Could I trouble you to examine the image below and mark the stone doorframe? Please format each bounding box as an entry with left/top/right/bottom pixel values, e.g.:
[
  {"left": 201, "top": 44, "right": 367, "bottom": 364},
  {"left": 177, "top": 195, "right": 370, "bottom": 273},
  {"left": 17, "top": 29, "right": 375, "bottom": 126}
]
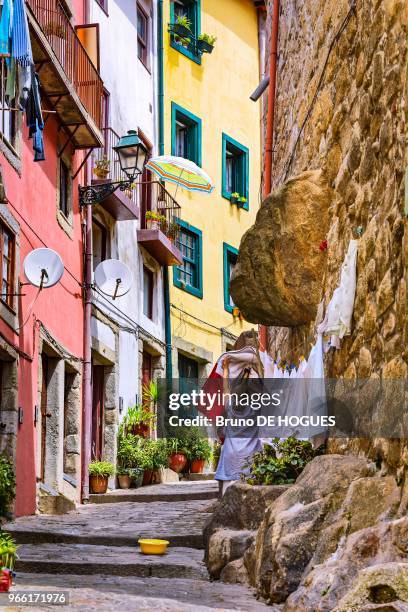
[
  {"left": 0, "top": 339, "right": 19, "bottom": 464},
  {"left": 36, "top": 330, "right": 82, "bottom": 504}
]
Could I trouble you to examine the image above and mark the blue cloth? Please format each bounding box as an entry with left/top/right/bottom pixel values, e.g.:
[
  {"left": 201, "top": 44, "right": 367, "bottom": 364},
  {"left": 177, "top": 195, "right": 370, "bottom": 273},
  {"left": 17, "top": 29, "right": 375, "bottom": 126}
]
[
  {"left": 0, "top": 0, "right": 11, "bottom": 55},
  {"left": 26, "top": 66, "right": 45, "bottom": 162},
  {"left": 11, "top": 0, "right": 33, "bottom": 66}
]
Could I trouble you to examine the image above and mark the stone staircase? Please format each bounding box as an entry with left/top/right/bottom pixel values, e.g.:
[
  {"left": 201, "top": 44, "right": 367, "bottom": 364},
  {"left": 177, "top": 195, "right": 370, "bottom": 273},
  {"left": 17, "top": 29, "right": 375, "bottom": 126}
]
[{"left": 4, "top": 481, "right": 272, "bottom": 610}]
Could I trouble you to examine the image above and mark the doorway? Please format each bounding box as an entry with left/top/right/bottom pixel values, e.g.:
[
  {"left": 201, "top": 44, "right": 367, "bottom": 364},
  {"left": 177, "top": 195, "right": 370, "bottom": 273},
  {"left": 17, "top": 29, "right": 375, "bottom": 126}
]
[
  {"left": 92, "top": 365, "right": 105, "bottom": 461},
  {"left": 40, "top": 354, "right": 49, "bottom": 482}
]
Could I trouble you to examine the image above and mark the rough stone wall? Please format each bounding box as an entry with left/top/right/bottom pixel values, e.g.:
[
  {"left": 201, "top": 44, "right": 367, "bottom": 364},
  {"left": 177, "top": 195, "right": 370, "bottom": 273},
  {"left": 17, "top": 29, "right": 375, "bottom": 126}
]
[
  {"left": 264, "top": 0, "right": 407, "bottom": 378},
  {"left": 232, "top": 0, "right": 408, "bottom": 465}
]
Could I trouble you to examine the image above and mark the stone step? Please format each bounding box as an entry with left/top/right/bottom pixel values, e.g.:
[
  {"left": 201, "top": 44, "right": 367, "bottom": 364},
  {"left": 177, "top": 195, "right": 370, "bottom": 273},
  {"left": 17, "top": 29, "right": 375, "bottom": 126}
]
[
  {"left": 89, "top": 480, "right": 218, "bottom": 504},
  {"left": 14, "top": 572, "right": 275, "bottom": 610},
  {"left": 182, "top": 473, "right": 216, "bottom": 481},
  {"left": 5, "top": 498, "right": 216, "bottom": 550},
  {"left": 15, "top": 543, "right": 209, "bottom": 581}
]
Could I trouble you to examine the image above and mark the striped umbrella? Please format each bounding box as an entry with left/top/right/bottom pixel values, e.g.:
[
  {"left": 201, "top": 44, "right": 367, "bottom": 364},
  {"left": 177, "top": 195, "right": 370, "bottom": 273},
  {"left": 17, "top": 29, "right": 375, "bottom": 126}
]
[
  {"left": 11, "top": 0, "right": 33, "bottom": 67},
  {"left": 145, "top": 156, "right": 214, "bottom": 194}
]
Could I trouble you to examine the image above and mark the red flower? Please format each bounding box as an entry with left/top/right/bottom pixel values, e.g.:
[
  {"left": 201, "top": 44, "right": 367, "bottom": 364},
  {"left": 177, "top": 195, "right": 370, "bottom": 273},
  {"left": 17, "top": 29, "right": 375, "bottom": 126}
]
[{"left": 319, "top": 240, "right": 328, "bottom": 252}]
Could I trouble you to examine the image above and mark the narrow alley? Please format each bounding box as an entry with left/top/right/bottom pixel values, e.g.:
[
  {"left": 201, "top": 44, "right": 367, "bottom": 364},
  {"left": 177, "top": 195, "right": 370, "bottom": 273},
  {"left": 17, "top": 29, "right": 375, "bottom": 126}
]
[{"left": 4, "top": 481, "right": 273, "bottom": 611}]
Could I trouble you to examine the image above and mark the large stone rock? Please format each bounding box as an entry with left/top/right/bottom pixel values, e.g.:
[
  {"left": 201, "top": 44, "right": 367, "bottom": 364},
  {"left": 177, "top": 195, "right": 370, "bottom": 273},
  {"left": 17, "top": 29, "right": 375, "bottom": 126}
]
[
  {"left": 230, "top": 170, "right": 331, "bottom": 326},
  {"left": 244, "top": 455, "right": 375, "bottom": 603},
  {"left": 284, "top": 518, "right": 407, "bottom": 611},
  {"left": 207, "top": 529, "right": 255, "bottom": 579}
]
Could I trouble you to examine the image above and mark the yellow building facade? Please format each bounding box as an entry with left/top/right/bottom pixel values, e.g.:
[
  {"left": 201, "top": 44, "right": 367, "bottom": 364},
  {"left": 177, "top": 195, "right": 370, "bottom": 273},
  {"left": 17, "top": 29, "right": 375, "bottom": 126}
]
[{"left": 162, "top": 0, "right": 263, "bottom": 378}]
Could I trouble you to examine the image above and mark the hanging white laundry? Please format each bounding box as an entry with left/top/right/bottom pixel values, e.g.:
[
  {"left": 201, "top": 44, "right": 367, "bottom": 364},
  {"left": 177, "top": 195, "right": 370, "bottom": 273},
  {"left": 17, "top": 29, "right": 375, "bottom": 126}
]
[{"left": 318, "top": 239, "right": 358, "bottom": 350}]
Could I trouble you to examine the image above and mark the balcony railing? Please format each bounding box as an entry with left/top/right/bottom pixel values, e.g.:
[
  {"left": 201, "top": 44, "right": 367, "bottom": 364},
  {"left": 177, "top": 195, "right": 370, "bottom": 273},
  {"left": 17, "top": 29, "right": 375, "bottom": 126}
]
[
  {"left": 91, "top": 127, "right": 138, "bottom": 205},
  {"left": 27, "top": 0, "right": 102, "bottom": 129},
  {"left": 139, "top": 181, "right": 181, "bottom": 243}
]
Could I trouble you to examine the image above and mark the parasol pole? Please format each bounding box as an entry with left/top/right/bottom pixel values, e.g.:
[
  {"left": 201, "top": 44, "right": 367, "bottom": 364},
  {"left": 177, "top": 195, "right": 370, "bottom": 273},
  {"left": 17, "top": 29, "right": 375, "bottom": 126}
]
[{"left": 174, "top": 167, "right": 185, "bottom": 199}]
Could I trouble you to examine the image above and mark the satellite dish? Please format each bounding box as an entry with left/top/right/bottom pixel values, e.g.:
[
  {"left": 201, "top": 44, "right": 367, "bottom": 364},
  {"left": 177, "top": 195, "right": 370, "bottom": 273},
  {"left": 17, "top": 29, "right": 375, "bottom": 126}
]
[
  {"left": 24, "top": 248, "right": 64, "bottom": 289},
  {"left": 94, "top": 259, "right": 132, "bottom": 300}
]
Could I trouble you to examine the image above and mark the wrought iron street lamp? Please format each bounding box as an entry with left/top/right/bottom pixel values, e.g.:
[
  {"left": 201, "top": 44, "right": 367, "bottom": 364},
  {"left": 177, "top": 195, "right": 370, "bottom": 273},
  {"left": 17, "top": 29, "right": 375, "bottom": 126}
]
[{"left": 79, "top": 130, "right": 148, "bottom": 206}]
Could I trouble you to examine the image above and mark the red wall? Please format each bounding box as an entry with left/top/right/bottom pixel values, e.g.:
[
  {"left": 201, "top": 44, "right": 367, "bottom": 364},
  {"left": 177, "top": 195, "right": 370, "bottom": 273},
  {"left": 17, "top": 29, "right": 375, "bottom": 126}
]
[{"left": 1, "top": 112, "right": 85, "bottom": 516}]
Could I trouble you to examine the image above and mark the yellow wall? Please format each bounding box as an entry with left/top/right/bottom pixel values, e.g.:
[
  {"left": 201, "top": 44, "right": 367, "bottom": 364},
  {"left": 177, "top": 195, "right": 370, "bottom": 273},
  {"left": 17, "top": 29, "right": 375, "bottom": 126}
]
[{"left": 164, "top": 0, "right": 262, "bottom": 370}]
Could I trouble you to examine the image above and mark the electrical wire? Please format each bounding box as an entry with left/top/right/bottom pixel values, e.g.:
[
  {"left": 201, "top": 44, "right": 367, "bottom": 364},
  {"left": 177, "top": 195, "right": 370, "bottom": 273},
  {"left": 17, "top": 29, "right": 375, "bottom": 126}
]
[
  {"left": 5, "top": 198, "right": 83, "bottom": 288},
  {"left": 170, "top": 303, "right": 238, "bottom": 341},
  {"left": 14, "top": 288, "right": 41, "bottom": 331}
]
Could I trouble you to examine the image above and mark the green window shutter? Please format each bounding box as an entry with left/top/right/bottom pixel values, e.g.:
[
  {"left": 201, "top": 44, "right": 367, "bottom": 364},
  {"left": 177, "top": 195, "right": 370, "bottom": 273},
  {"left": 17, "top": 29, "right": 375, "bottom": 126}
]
[
  {"left": 173, "top": 219, "right": 203, "bottom": 299},
  {"left": 223, "top": 242, "right": 238, "bottom": 313},
  {"left": 221, "top": 133, "right": 249, "bottom": 210},
  {"left": 171, "top": 102, "right": 202, "bottom": 167}
]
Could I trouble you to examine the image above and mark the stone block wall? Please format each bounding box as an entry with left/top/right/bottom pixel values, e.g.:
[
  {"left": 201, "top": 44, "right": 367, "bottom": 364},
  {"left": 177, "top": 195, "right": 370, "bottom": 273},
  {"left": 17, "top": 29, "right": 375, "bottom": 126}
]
[{"left": 264, "top": 0, "right": 407, "bottom": 378}]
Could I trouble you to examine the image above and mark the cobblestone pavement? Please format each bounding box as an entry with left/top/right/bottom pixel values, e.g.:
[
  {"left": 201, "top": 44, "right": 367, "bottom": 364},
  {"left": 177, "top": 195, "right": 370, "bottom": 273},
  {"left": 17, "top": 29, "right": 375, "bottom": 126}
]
[{"left": 4, "top": 482, "right": 272, "bottom": 611}]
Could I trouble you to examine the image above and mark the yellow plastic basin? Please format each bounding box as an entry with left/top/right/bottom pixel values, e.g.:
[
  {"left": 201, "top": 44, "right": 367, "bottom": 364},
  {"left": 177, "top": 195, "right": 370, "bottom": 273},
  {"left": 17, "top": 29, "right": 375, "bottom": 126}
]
[{"left": 138, "top": 539, "right": 169, "bottom": 555}]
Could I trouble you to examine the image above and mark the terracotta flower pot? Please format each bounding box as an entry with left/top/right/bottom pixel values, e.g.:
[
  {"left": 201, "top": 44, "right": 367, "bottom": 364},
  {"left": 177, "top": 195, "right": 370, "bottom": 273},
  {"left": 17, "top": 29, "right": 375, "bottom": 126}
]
[
  {"left": 89, "top": 474, "right": 108, "bottom": 494},
  {"left": 118, "top": 474, "right": 131, "bottom": 489},
  {"left": 0, "top": 569, "right": 12, "bottom": 592},
  {"left": 190, "top": 459, "right": 205, "bottom": 474},
  {"left": 131, "top": 423, "right": 149, "bottom": 438},
  {"left": 142, "top": 469, "right": 153, "bottom": 486},
  {"left": 169, "top": 452, "right": 187, "bottom": 473}
]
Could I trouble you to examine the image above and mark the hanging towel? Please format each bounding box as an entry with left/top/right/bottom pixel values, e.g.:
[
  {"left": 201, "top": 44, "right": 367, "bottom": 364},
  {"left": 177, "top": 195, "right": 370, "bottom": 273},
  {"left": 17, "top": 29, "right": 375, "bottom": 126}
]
[
  {"left": 11, "top": 0, "right": 33, "bottom": 67},
  {"left": 0, "top": 0, "right": 10, "bottom": 55},
  {"left": 26, "top": 67, "right": 45, "bottom": 161},
  {"left": 317, "top": 239, "right": 358, "bottom": 349}
]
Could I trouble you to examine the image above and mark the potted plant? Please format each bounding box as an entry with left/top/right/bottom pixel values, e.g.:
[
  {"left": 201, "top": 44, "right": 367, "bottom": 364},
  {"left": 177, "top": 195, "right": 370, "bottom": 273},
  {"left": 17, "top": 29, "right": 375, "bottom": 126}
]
[
  {"left": 237, "top": 196, "right": 247, "bottom": 208},
  {"left": 116, "top": 467, "right": 132, "bottom": 489},
  {"left": 146, "top": 210, "right": 166, "bottom": 231},
  {"left": 167, "top": 438, "right": 188, "bottom": 473},
  {"left": 230, "top": 192, "right": 240, "bottom": 205},
  {"left": 128, "top": 467, "right": 144, "bottom": 488},
  {"left": 44, "top": 22, "right": 66, "bottom": 39},
  {"left": 172, "top": 14, "right": 192, "bottom": 39},
  {"left": 88, "top": 461, "right": 115, "bottom": 494},
  {"left": 150, "top": 439, "right": 169, "bottom": 483},
  {"left": 93, "top": 157, "right": 110, "bottom": 179},
  {"left": 197, "top": 33, "right": 216, "bottom": 54},
  {"left": 0, "top": 532, "right": 18, "bottom": 571},
  {"left": 188, "top": 436, "right": 212, "bottom": 473},
  {"left": 0, "top": 454, "right": 16, "bottom": 519},
  {"left": 123, "top": 404, "right": 156, "bottom": 438}
]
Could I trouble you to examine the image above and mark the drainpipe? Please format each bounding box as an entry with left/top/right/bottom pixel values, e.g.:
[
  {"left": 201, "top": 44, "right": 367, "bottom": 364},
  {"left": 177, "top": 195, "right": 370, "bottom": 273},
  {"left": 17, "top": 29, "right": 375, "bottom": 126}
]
[
  {"left": 260, "top": 0, "right": 280, "bottom": 353},
  {"left": 157, "top": 0, "right": 172, "bottom": 381},
  {"left": 81, "top": 201, "right": 93, "bottom": 502}
]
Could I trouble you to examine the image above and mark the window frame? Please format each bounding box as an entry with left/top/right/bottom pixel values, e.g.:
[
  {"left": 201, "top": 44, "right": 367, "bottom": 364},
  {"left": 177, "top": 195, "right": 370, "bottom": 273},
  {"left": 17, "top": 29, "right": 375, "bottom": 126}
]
[
  {"left": 59, "top": 158, "right": 71, "bottom": 219},
  {"left": 222, "top": 133, "right": 249, "bottom": 210},
  {"left": 95, "top": 0, "right": 108, "bottom": 16},
  {"left": 223, "top": 243, "right": 238, "bottom": 313},
  {"left": 137, "top": 2, "right": 150, "bottom": 71},
  {"left": 143, "top": 265, "right": 154, "bottom": 320},
  {"left": 173, "top": 219, "right": 203, "bottom": 299},
  {"left": 92, "top": 216, "right": 108, "bottom": 271},
  {"left": 171, "top": 102, "right": 202, "bottom": 167},
  {"left": 0, "top": 221, "right": 16, "bottom": 312},
  {"left": 170, "top": 0, "right": 201, "bottom": 65}
]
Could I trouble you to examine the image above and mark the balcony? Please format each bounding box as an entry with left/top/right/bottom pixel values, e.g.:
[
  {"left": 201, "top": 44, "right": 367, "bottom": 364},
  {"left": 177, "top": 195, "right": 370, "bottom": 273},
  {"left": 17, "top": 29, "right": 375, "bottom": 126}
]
[
  {"left": 26, "top": 0, "right": 103, "bottom": 148},
  {"left": 137, "top": 182, "right": 183, "bottom": 266},
  {"left": 90, "top": 128, "right": 139, "bottom": 221}
]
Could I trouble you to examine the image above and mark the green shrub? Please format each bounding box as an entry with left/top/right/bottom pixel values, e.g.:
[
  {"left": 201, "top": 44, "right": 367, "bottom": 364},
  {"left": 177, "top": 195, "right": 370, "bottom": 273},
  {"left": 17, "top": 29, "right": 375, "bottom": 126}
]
[
  {"left": 0, "top": 455, "right": 15, "bottom": 517},
  {"left": 242, "top": 437, "right": 323, "bottom": 486},
  {"left": 188, "top": 436, "right": 212, "bottom": 461},
  {"left": 0, "top": 531, "right": 18, "bottom": 569},
  {"left": 88, "top": 461, "right": 115, "bottom": 478}
]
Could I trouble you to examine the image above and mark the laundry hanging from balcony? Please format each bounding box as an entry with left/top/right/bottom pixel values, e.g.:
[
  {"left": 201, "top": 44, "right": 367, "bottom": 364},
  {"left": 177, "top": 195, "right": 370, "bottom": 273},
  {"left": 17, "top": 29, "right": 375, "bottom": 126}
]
[{"left": 0, "top": 0, "right": 45, "bottom": 161}]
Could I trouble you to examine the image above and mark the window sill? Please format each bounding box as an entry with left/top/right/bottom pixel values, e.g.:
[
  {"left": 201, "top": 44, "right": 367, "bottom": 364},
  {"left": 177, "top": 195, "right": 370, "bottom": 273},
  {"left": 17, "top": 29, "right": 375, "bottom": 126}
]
[
  {"left": 222, "top": 190, "right": 249, "bottom": 211},
  {"left": 0, "top": 300, "right": 18, "bottom": 332},
  {"left": 173, "top": 277, "right": 203, "bottom": 299},
  {"left": 0, "top": 139, "right": 21, "bottom": 176},
  {"left": 170, "top": 39, "right": 202, "bottom": 65},
  {"left": 56, "top": 208, "right": 74, "bottom": 239}
]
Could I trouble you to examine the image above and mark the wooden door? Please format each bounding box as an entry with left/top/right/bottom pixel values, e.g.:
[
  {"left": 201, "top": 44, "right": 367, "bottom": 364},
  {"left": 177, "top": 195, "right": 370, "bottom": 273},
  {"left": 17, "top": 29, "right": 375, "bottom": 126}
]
[
  {"left": 92, "top": 365, "right": 105, "bottom": 461},
  {"left": 40, "top": 355, "right": 49, "bottom": 482}
]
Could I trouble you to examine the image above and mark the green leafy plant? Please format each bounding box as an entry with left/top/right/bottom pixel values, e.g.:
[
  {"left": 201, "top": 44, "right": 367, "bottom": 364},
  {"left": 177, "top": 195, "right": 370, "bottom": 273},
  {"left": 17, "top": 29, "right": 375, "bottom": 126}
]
[
  {"left": 175, "top": 15, "right": 192, "bottom": 30},
  {"left": 231, "top": 192, "right": 240, "bottom": 199},
  {"left": 198, "top": 33, "right": 217, "bottom": 45},
  {"left": 211, "top": 441, "right": 222, "bottom": 470},
  {"left": 145, "top": 211, "right": 167, "bottom": 224},
  {"left": 88, "top": 461, "right": 115, "bottom": 478},
  {"left": 142, "top": 381, "right": 159, "bottom": 407},
  {"left": 188, "top": 436, "right": 212, "bottom": 461},
  {"left": 242, "top": 437, "right": 322, "bottom": 486},
  {"left": 140, "top": 439, "right": 168, "bottom": 470},
  {"left": 166, "top": 437, "right": 188, "bottom": 456},
  {"left": 117, "top": 430, "right": 144, "bottom": 469},
  {"left": 0, "top": 455, "right": 15, "bottom": 518},
  {"left": 123, "top": 405, "right": 156, "bottom": 432},
  {"left": 0, "top": 532, "right": 19, "bottom": 570}
]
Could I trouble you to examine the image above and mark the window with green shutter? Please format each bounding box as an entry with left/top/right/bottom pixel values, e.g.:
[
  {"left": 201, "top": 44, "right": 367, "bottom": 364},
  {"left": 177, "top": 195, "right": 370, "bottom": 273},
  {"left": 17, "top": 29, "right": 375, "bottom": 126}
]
[{"left": 173, "top": 220, "right": 203, "bottom": 298}]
